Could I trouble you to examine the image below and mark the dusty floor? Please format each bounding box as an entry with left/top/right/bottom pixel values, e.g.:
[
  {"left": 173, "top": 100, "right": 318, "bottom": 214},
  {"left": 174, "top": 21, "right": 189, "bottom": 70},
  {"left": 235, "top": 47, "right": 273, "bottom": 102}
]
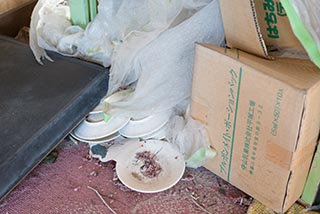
[{"left": 0, "top": 140, "right": 251, "bottom": 214}]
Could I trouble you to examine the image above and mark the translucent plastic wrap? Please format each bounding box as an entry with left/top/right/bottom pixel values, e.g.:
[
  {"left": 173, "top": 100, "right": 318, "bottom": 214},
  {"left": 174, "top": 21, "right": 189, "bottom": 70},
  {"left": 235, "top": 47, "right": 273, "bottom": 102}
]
[
  {"left": 166, "top": 111, "right": 217, "bottom": 168},
  {"left": 106, "top": 0, "right": 225, "bottom": 119},
  {"left": 30, "top": 0, "right": 215, "bottom": 67},
  {"left": 281, "top": 0, "right": 320, "bottom": 68},
  {"left": 30, "top": 0, "right": 113, "bottom": 66}
]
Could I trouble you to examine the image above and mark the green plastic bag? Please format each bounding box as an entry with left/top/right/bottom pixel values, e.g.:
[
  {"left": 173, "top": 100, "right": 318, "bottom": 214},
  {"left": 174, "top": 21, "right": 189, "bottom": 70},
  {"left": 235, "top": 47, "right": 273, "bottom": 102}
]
[{"left": 281, "top": 0, "right": 320, "bottom": 68}]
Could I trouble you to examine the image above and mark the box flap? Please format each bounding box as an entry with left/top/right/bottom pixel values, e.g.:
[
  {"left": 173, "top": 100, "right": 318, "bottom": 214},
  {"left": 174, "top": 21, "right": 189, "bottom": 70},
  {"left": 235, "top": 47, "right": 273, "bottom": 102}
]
[
  {"left": 254, "top": 0, "right": 305, "bottom": 53},
  {"left": 219, "top": 0, "right": 306, "bottom": 59},
  {"left": 200, "top": 44, "right": 320, "bottom": 91},
  {"left": 219, "top": 0, "right": 269, "bottom": 58}
]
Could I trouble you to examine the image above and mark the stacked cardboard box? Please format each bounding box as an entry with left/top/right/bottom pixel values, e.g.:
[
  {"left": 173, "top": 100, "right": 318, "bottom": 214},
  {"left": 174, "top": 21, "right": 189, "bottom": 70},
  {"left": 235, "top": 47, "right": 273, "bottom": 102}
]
[{"left": 190, "top": 0, "right": 320, "bottom": 212}]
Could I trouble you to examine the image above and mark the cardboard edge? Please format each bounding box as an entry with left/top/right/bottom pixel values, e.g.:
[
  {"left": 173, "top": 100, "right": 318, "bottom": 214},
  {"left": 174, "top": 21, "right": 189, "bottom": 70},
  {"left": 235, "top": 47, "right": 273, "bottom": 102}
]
[
  {"left": 248, "top": 0, "right": 270, "bottom": 58},
  {"left": 281, "top": 93, "right": 306, "bottom": 212},
  {"left": 294, "top": 97, "right": 307, "bottom": 152},
  {"left": 283, "top": 80, "right": 320, "bottom": 211},
  {"left": 219, "top": 0, "right": 272, "bottom": 59}
]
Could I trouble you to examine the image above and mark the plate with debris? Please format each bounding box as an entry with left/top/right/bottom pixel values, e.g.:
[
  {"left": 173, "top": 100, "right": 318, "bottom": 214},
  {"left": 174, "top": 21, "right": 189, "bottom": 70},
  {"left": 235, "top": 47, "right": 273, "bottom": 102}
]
[{"left": 116, "top": 140, "right": 185, "bottom": 193}]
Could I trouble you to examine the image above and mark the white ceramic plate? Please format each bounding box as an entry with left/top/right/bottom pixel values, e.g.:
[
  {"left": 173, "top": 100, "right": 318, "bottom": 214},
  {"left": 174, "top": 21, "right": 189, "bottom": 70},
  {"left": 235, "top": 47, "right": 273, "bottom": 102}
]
[
  {"left": 73, "top": 115, "right": 130, "bottom": 140},
  {"left": 119, "top": 111, "right": 171, "bottom": 138},
  {"left": 116, "top": 140, "right": 185, "bottom": 193},
  {"left": 141, "top": 122, "right": 168, "bottom": 140},
  {"left": 70, "top": 131, "right": 121, "bottom": 144}
]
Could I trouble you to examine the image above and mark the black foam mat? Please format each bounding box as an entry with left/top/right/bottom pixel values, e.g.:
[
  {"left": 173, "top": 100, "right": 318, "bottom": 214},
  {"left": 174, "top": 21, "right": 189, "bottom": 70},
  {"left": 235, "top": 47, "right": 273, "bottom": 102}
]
[{"left": 0, "top": 36, "right": 109, "bottom": 200}]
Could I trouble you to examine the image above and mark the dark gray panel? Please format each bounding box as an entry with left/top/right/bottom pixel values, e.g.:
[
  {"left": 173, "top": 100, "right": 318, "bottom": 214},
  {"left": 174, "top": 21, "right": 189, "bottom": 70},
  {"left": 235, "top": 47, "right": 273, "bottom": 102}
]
[{"left": 0, "top": 36, "right": 109, "bottom": 200}]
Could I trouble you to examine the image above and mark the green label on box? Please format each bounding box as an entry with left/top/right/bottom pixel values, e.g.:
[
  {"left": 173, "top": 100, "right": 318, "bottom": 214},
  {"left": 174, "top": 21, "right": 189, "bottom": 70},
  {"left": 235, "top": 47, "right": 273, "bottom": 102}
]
[
  {"left": 219, "top": 67, "right": 243, "bottom": 182},
  {"left": 240, "top": 100, "right": 263, "bottom": 175},
  {"left": 263, "top": 0, "right": 287, "bottom": 39}
]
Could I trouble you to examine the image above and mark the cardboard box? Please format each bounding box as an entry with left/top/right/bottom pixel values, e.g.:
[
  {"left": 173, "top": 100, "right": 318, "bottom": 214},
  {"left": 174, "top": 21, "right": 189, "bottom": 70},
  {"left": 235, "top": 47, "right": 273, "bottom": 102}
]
[
  {"left": 219, "top": 0, "right": 306, "bottom": 59},
  {"left": 190, "top": 43, "right": 320, "bottom": 212}
]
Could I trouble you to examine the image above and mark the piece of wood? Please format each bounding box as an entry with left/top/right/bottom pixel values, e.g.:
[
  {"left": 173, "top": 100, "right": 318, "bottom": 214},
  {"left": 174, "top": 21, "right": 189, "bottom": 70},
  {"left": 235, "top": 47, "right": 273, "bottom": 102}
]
[{"left": 0, "top": 0, "right": 37, "bottom": 37}]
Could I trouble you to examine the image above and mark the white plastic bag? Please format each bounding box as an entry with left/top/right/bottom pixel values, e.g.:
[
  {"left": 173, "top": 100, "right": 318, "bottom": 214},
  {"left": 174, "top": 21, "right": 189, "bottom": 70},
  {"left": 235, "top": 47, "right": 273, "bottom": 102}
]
[
  {"left": 30, "top": 0, "right": 212, "bottom": 67},
  {"left": 105, "top": 1, "right": 224, "bottom": 168},
  {"left": 165, "top": 107, "right": 216, "bottom": 168},
  {"left": 30, "top": 0, "right": 114, "bottom": 66},
  {"left": 107, "top": 0, "right": 225, "bottom": 119}
]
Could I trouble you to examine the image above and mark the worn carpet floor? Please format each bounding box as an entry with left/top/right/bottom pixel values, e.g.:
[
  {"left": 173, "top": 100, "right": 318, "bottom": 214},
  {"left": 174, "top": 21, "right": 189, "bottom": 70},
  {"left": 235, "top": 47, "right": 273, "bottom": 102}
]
[{"left": 0, "top": 140, "right": 250, "bottom": 214}]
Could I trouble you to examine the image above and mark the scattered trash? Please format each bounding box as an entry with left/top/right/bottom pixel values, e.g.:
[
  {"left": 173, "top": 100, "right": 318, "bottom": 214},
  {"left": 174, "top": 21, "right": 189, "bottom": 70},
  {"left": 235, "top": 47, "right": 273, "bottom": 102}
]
[
  {"left": 89, "top": 171, "right": 98, "bottom": 177},
  {"left": 73, "top": 186, "right": 80, "bottom": 192},
  {"left": 30, "top": 0, "right": 224, "bottom": 194},
  {"left": 90, "top": 144, "right": 108, "bottom": 160},
  {"left": 87, "top": 186, "right": 117, "bottom": 214},
  {"left": 134, "top": 151, "right": 162, "bottom": 179}
]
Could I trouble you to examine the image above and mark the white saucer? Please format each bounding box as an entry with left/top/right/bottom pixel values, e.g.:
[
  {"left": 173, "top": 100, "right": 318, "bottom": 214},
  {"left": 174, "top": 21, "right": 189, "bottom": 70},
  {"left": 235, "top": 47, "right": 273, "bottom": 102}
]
[
  {"left": 119, "top": 111, "right": 171, "bottom": 138},
  {"left": 141, "top": 122, "right": 168, "bottom": 140},
  {"left": 115, "top": 140, "right": 185, "bottom": 193},
  {"left": 73, "top": 115, "right": 130, "bottom": 140},
  {"left": 70, "top": 131, "right": 120, "bottom": 144}
]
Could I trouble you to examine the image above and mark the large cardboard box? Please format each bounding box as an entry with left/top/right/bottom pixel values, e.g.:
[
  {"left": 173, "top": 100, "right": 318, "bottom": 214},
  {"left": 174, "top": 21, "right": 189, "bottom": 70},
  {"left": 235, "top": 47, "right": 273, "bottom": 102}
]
[
  {"left": 191, "top": 43, "right": 320, "bottom": 212},
  {"left": 219, "top": 0, "right": 306, "bottom": 59}
]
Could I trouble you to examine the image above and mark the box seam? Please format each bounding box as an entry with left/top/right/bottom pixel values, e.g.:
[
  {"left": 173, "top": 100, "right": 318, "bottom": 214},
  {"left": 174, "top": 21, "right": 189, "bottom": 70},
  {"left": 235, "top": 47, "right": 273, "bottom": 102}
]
[
  {"left": 282, "top": 171, "right": 293, "bottom": 212},
  {"left": 248, "top": 0, "right": 269, "bottom": 58},
  {"left": 282, "top": 94, "right": 306, "bottom": 211}
]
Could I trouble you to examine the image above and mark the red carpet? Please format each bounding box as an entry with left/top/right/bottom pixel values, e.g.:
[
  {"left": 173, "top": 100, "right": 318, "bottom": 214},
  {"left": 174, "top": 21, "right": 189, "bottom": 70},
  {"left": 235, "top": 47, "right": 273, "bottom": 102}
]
[{"left": 0, "top": 140, "right": 250, "bottom": 214}]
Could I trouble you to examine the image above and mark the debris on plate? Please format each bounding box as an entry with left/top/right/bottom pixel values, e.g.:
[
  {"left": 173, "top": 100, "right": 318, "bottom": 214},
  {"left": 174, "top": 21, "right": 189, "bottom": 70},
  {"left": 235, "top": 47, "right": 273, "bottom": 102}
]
[
  {"left": 134, "top": 150, "right": 162, "bottom": 179},
  {"left": 114, "top": 139, "right": 185, "bottom": 193}
]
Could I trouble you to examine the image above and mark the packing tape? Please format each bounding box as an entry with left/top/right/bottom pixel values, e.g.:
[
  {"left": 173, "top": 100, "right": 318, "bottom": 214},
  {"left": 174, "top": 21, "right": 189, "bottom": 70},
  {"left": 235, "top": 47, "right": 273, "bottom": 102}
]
[{"left": 266, "top": 141, "right": 293, "bottom": 170}]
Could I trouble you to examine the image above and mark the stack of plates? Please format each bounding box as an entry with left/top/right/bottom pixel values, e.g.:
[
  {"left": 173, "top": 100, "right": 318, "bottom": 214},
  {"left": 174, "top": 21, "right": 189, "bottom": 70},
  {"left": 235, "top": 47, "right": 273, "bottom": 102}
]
[
  {"left": 119, "top": 110, "right": 171, "bottom": 140},
  {"left": 70, "top": 111, "right": 130, "bottom": 145},
  {"left": 70, "top": 89, "right": 134, "bottom": 144},
  {"left": 70, "top": 88, "right": 172, "bottom": 143}
]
